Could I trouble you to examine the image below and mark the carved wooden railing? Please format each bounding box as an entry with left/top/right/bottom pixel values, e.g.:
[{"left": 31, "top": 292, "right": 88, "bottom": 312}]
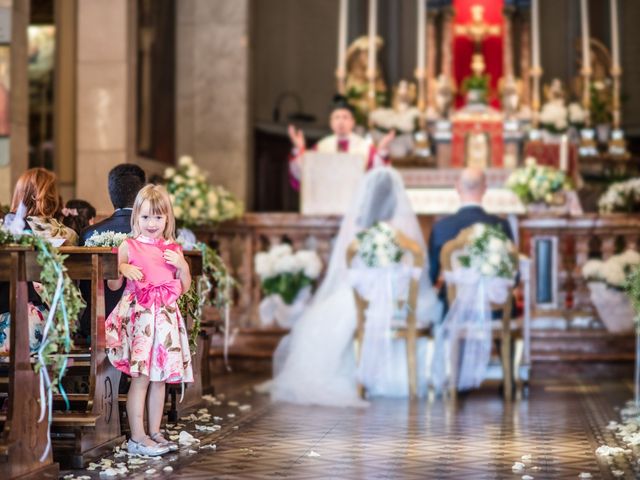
[
  {"left": 519, "top": 214, "right": 640, "bottom": 328},
  {"left": 194, "top": 213, "right": 342, "bottom": 328},
  {"left": 196, "top": 213, "right": 640, "bottom": 330}
]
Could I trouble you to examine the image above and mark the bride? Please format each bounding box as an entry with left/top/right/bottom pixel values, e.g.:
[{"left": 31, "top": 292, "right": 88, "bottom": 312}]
[{"left": 265, "top": 167, "right": 441, "bottom": 406}]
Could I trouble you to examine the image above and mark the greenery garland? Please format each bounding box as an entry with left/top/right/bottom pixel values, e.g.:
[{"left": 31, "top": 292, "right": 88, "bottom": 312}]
[
  {"left": 625, "top": 267, "right": 640, "bottom": 327},
  {"left": 178, "top": 242, "right": 236, "bottom": 355},
  {"left": 0, "top": 227, "right": 84, "bottom": 395}
]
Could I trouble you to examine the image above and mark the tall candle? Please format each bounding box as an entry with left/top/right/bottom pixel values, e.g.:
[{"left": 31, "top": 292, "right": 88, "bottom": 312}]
[
  {"left": 610, "top": 0, "right": 620, "bottom": 70},
  {"left": 417, "top": 0, "right": 426, "bottom": 74},
  {"left": 368, "top": 0, "right": 377, "bottom": 78},
  {"left": 337, "top": 0, "right": 348, "bottom": 79},
  {"left": 559, "top": 134, "right": 569, "bottom": 172},
  {"left": 531, "top": 0, "right": 540, "bottom": 70},
  {"left": 580, "top": 0, "right": 591, "bottom": 74}
]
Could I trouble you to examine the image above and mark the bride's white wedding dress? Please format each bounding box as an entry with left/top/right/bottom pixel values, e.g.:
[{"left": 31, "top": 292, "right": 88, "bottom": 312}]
[{"left": 265, "top": 168, "right": 441, "bottom": 406}]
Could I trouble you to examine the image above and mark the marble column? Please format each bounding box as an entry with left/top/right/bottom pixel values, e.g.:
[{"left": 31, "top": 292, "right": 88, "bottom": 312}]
[
  {"left": 75, "top": 0, "right": 130, "bottom": 213},
  {"left": 176, "top": 0, "right": 251, "bottom": 205},
  {"left": 0, "top": 0, "right": 28, "bottom": 205}
]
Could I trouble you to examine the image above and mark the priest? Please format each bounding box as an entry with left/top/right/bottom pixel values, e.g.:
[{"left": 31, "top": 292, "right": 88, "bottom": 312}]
[{"left": 287, "top": 96, "right": 395, "bottom": 190}]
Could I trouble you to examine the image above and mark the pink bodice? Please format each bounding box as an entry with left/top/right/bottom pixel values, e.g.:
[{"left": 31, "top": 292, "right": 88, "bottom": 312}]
[{"left": 126, "top": 237, "right": 183, "bottom": 308}]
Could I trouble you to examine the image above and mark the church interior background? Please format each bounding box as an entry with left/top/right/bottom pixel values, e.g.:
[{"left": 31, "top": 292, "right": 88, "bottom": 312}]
[{"left": 2, "top": 0, "right": 640, "bottom": 478}]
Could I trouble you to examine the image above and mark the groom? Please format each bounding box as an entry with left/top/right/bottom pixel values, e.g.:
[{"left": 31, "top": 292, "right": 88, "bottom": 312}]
[{"left": 428, "top": 167, "right": 515, "bottom": 308}]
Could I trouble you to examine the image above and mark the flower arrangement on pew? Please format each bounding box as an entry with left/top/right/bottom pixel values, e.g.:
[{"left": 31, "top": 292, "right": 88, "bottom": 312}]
[
  {"left": 355, "top": 222, "right": 404, "bottom": 267},
  {"left": 506, "top": 157, "right": 572, "bottom": 207},
  {"left": 83, "top": 230, "right": 235, "bottom": 356},
  {"left": 163, "top": 156, "right": 244, "bottom": 228},
  {"left": 582, "top": 250, "right": 640, "bottom": 332},
  {"left": 255, "top": 244, "right": 322, "bottom": 328},
  {"left": 598, "top": 178, "right": 640, "bottom": 214},
  {"left": 84, "top": 230, "right": 130, "bottom": 247},
  {"left": 0, "top": 221, "right": 84, "bottom": 396},
  {"left": 458, "top": 224, "right": 517, "bottom": 280}
]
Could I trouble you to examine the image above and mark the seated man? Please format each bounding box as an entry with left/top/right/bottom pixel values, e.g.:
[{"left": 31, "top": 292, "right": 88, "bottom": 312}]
[
  {"left": 287, "top": 95, "right": 395, "bottom": 190},
  {"left": 428, "top": 167, "right": 515, "bottom": 310},
  {"left": 78, "top": 164, "right": 145, "bottom": 337}
]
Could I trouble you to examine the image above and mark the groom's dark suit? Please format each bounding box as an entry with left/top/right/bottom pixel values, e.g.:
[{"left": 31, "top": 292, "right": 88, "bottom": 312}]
[
  {"left": 78, "top": 209, "right": 132, "bottom": 337},
  {"left": 428, "top": 204, "right": 514, "bottom": 309}
]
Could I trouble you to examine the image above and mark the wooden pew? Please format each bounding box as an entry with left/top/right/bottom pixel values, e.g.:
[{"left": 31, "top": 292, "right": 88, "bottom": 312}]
[
  {"left": 0, "top": 246, "right": 59, "bottom": 479},
  {"left": 50, "top": 247, "right": 125, "bottom": 468}
]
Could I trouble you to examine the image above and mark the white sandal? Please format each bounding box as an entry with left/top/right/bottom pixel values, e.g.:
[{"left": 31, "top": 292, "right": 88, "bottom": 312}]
[
  {"left": 127, "top": 436, "right": 170, "bottom": 456},
  {"left": 150, "top": 432, "right": 179, "bottom": 452}
]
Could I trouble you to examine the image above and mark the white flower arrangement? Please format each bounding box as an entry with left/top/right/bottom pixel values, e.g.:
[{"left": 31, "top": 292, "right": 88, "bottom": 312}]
[
  {"left": 598, "top": 178, "right": 640, "bottom": 214},
  {"left": 355, "top": 222, "right": 404, "bottom": 268},
  {"left": 84, "top": 230, "right": 130, "bottom": 247},
  {"left": 459, "top": 224, "right": 517, "bottom": 280},
  {"left": 254, "top": 243, "right": 322, "bottom": 304},
  {"left": 369, "top": 107, "right": 420, "bottom": 133},
  {"left": 582, "top": 250, "right": 640, "bottom": 289},
  {"left": 164, "top": 155, "right": 244, "bottom": 228},
  {"left": 539, "top": 101, "right": 586, "bottom": 133},
  {"left": 506, "top": 157, "right": 572, "bottom": 205}
]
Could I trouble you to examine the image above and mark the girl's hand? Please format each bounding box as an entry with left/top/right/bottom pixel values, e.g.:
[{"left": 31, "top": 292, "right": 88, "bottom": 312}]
[
  {"left": 164, "top": 249, "right": 188, "bottom": 271},
  {"left": 119, "top": 263, "right": 144, "bottom": 281}
]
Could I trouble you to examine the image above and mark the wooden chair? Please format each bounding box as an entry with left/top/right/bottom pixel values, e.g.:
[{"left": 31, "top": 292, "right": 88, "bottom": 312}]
[
  {"left": 347, "top": 232, "right": 430, "bottom": 399},
  {"left": 0, "top": 246, "right": 60, "bottom": 479},
  {"left": 440, "top": 226, "right": 523, "bottom": 402}
]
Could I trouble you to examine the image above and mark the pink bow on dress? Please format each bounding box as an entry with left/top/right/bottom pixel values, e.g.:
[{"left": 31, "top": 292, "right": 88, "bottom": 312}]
[{"left": 135, "top": 279, "right": 182, "bottom": 309}]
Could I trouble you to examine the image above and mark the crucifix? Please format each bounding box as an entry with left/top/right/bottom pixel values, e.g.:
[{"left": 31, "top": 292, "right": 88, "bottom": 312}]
[{"left": 454, "top": 5, "right": 501, "bottom": 73}]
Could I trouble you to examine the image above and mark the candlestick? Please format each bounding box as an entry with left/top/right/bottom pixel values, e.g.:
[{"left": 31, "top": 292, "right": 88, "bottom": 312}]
[
  {"left": 367, "top": 0, "right": 378, "bottom": 111},
  {"left": 610, "top": 0, "right": 620, "bottom": 71},
  {"left": 417, "top": 0, "right": 426, "bottom": 73},
  {"left": 559, "top": 134, "right": 569, "bottom": 172},
  {"left": 336, "top": 0, "right": 348, "bottom": 94}
]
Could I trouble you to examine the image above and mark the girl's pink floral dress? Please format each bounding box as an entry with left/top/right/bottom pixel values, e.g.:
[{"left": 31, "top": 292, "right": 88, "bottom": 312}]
[{"left": 106, "top": 236, "right": 193, "bottom": 383}]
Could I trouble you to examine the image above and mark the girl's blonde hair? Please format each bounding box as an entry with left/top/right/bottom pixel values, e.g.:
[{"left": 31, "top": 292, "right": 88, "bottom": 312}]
[{"left": 131, "top": 184, "right": 176, "bottom": 241}]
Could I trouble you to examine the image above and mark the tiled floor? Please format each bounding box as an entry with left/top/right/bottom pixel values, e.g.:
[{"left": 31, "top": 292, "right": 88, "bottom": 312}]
[{"left": 66, "top": 365, "right": 638, "bottom": 479}]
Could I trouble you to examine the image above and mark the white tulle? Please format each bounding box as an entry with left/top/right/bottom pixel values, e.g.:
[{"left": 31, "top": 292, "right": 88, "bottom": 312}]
[
  {"left": 431, "top": 268, "right": 513, "bottom": 392},
  {"left": 266, "top": 167, "right": 441, "bottom": 406}
]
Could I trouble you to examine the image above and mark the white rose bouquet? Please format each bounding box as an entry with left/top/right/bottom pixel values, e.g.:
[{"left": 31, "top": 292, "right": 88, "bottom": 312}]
[
  {"left": 255, "top": 244, "right": 322, "bottom": 305},
  {"left": 164, "top": 155, "right": 244, "bottom": 228},
  {"left": 582, "top": 250, "right": 640, "bottom": 290},
  {"left": 598, "top": 178, "right": 640, "bottom": 214},
  {"left": 506, "top": 157, "right": 572, "bottom": 205},
  {"left": 458, "top": 224, "right": 517, "bottom": 280},
  {"left": 584, "top": 250, "right": 640, "bottom": 332},
  {"left": 355, "top": 222, "right": 404, "bottom": 268}
]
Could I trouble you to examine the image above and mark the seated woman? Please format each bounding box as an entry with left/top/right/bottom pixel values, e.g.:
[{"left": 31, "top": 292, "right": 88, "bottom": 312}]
[{"left": 0, "top": 168, "right": 78, "bottom": 356}]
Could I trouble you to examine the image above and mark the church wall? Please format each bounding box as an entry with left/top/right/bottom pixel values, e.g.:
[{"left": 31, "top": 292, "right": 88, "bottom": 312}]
[
  {"left": 175, "top": 0, "right": 251, "bottom": 204},
  {"left": 250, "top": 0, "right": 339, "bottom": 130},
  {"left": 75, "top": 0, "right": 131, "bottom": 213}
]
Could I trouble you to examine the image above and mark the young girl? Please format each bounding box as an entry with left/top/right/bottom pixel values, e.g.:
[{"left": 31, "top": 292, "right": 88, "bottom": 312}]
[{"left": 106, "top": 184, "right": 193, "bottom": 456}]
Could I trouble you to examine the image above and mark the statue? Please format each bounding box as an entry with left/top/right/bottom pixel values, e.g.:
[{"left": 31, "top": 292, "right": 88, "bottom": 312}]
[
  {"left": 544, "top": 78, "right": 566, "bottom": 106},
  {"left": 392, "top": 80, "right": 417, "bottom": 113},
  {"left": 370, "top": 79, "right": 419, "bottom": 134},
  {"left": 431, "top": 74, "right": 456, "bottom": 120},
  {"left": 345, "top": 35, "right": 387, "bottom": 119},
  {"left": 498, "top": 75, "right": 523, "bottom": 120}
]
